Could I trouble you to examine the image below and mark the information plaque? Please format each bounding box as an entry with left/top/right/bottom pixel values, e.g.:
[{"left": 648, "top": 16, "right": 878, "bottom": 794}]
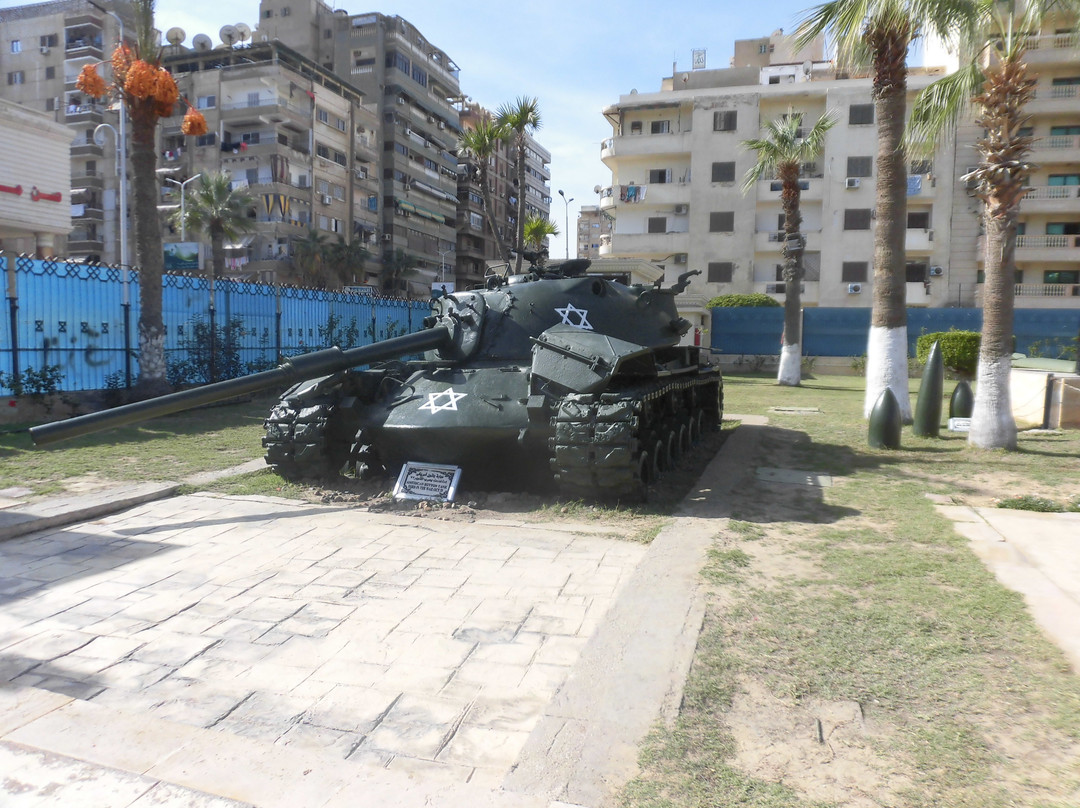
[{"left": 393, "top": 462, "right": 462, "bottom": 502}]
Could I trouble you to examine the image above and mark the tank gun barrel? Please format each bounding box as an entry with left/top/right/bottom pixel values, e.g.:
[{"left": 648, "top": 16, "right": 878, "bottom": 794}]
[{"left": 30, "top": 325, "right": 451, "bottom": 446}]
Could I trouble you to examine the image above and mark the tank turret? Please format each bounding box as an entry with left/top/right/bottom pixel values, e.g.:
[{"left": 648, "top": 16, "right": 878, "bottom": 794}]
[{"left": 31, "top": 258, "right": 723, "bottom": 499}]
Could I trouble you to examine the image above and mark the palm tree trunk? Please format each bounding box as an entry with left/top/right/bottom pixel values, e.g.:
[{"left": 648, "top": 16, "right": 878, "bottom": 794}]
[
  {"left": 864, "top": 70, "right": 912, "bottom": 421},
  {"left": 969, "top": 211, "right": 1018, "bottom": 449},
  {"left": 479, "top": 163, "right": 509, "bottom": 260},
  {"left": 778, "top": 177, "right": 803, "bottom": 386},
  {"left": 131, "top": 103, "right": 169, "bottom": 396},
  {"left": 514, "top": 139, "right": 527, "bottom": 273}
]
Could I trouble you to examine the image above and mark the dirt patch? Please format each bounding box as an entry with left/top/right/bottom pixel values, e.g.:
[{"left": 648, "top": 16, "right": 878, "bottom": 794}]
[{"left": 281, "top": 424, "right": 734, "bottom": 533}]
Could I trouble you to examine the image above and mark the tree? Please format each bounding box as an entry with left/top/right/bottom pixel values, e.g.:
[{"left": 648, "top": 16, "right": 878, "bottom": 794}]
[
  {"left": 381, "top": 248, "right": 420, "bottom": 297},
  {"left": 458, "top": 116, "right": 511, "bottom": 261},
  {"left": 327, "top": 236, "right": 371, "bottom": 288},
  {"left": 496, "top": 96, "right": 542, "bottom": 273},
  {"left": 909, "top": 0, "right": 1078, "bottom": 449},
  {"left": 522, "top": 214, "right": 559, "bottom": 263},
  {"left": 796, "top": 0, "right": 977, "bottom": 418},
  {"left": 742, "top": 110, "right": 837, "bottom": 386},
  {"left": 76, "top": 0, "right": 208, "bottom": 395},
  {"left": 292, "top": 229, "right": 329, "bottom": 288},
  {"left": 168, "top": 171, "right": 254, "bottom": 285}
]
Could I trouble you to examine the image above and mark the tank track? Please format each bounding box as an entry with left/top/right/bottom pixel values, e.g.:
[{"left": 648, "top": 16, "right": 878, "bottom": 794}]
[
  {"left": 550, "top": 372, "right": 723, "bottom": 500},
  {"left": 262, "top": 396, "right": 350, "bottom": 481}
]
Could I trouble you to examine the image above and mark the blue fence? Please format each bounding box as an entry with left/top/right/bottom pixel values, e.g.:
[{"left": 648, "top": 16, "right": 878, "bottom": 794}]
[
  {"left": 711, "top": 306, "right": 1080, "bottom": 358},
  {"left": 1, "top": 255, "right": 430, "bottom": 394}
]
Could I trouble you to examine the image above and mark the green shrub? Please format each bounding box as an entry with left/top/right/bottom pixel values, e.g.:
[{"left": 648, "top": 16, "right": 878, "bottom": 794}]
[
  {"left": 996, "top": 495, "right": 1063, "bottom": 513},
  {"left": 706, "top": 293, "right": 782, "bottom": 308},
  {"left": 916, "top": 330, "right": 980, "bottom": 378}
]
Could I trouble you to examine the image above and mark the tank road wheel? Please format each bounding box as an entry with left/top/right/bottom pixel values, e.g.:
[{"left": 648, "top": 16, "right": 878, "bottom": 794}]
[
  {"left": 263, "top": 398, "right": 349, "bottom": 481},
  {"left": 349, "top": 429, "right": 384, "bottom": 480},
  {"left": 676, "top": 418, "right": 691, "bottom": 457},
  {"left": 689, "top": 410, "right": 705, "bottom": 444}
]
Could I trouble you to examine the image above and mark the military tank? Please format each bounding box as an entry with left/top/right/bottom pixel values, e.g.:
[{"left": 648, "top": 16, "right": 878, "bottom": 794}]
[{"left": 30, "top": 258, "right": 722, "bottom": 499}]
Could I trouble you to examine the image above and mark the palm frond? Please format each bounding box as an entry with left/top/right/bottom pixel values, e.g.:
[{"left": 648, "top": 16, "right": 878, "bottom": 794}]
[{"left": 907, "top": 60, "right": 984, "bottom": 155}]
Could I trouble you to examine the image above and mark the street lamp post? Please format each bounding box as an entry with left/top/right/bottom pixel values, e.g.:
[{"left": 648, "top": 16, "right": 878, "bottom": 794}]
[
  {"left": 94, "top": 119, "right": 132, "bottom": 387},
  {"left": 165, "top": 174, "right": 202, "bottom": 241},
  {"left": 558, "top": 189, "right": 574, "bottom": 260}
]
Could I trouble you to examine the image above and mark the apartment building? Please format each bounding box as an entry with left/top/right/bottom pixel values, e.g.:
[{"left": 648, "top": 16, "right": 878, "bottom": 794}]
[
  {"left": 600, "top": 28, "right": 1080, "bottom": 334},
  {"left": 0, "top": 0, "right": 134, "bottom": 263},
  {"left": 161, "top": 40, "right": 380, "bottom": 284},
  {"left": 576, "top": 205, "right": 612, "bottom": 260}
]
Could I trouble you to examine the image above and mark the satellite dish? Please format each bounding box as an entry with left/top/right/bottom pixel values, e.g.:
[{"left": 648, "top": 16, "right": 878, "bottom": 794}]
[
  {"left": 192, "top": 33, "right": 212, "bottom": 52},
  {"left": 234, "top": 23, "right": 251, "bottom": 43},
  {"left": 219, "top": 25, "right": 239, "bottom": 47},
  {"left": 166, "top": 27, "right": 186, "bottom": 46},
  {"left": 593, "top": 185, "right": 601, "bottom": 194},
  {"left": 802, "top": 60, "right": 813, "bottom": 74}
]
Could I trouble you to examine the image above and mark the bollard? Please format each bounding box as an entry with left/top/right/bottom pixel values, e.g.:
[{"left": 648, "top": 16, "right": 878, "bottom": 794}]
[
  {"left": 913, "top": 341, "right": 944, "bottom": 438},
  {"left": 950, "top": 380, "right": 974, "bottom": 419},
  {"left": 868, "top": 387, "right": 902, "bottom": 449}
]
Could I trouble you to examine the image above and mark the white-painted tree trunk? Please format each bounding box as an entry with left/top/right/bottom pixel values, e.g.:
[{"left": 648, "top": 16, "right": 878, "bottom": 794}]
[
  {"left": 777, "top": 343, "right": 801, "bottom": 386},
  {"left": 968, "top": 354, "right": 1017, "bottom": 450},
  {"left": 863, "top": 325, "right": 912, "bottom": 422}
]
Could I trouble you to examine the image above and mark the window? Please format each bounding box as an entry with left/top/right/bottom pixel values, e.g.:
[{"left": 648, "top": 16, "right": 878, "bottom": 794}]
[
  {"left": 758, "top": 43, "right": 768, "bottom": 54},
  {"left": 45, "top": 97, "right": 56, "bottom": 111},
  {"left": 630, "top": 121, "right": 642, "bottom": 135},
  {"left": 40, "top": 34, "right": 58, "bottom": 47},
  {"left": 709, "top": 211, "right": 734, "bottom": 232},
  {"left": 196, "top": 95, "right": 216, "bottom": 109},
  {"left": 713, "top": 110, "right": 737, "bottom": 132},
  {"left": 711, "top": 161, "right": 735, "bottom": 183},
  {"left": 1018, "top": 126, "right": 1034, "bottom": 138},
  {"left": 907, "top": 211, "right": 931, "bottom": 229},
  {"left": 708, "top": 262, "right": 734, "bottom": 283},
  {"left": 10, "top": 40, "right": 21, "bottom": 54},
  {"left": 7, "top": 71, "right": 25, "bottom": 85},
  {"left": 1051, "top": 76, "right": 1080, "bottom": 85},
  {"left": 844, "top": 209, "right": 872, "bottom": 229},
  {"left": 317, "top": 108, "right": 329, "bottom": 124},
  {"left": 333, "top": 150, "right": 347, "bottom": 167},
  {"left": 647, "top": 217, "right": 667, "bottom": 233},
  {"left": 649, "top": 168, "right": 672, "bottom": 184},
  {"left": 1048, "top": 174, "right": 1080, "bottom": 186},
  {"left": 910, "top": 159, "right": 933, "bottom": 175},
  {"left": 849, "top": 104, "right": 874, "bottom": 125},
  {"left": 281, "top": 6, "right": 291, "bottom": 15},
  {"left": 316, "top": 143, "right": 331, "bottom": 159},
  {"left": 847, "top": 156, "right": 872, "bottom": 177},
  {"left": 45, "top": 66, "right": 55, "bottom": 79},
  {"left": 1050, "top": 125, "right": 1080, "bottom": 136},
  {"left": 412, "top": 66, "right": 427, "bottom": 87},
  {"left": 389, "top": 52, "right": 409, "bottom": 73},
  {"left": 842, "top": 261, "right": 868, "bottom": 282},
  {"left": 324, "top": 28, "right": 333, "bottom": 39},
  {"left": 196, "top": 133, "right": 216, "bottom": 147},
  {"left": 651, "top": 120, "right": 670, "bottom": 134},
  {"left": 1045, "top": 270, "right": 1080, "bottom": 284},
  {"left": 905, "top": 262, "right": 928, "bottom": 282}
]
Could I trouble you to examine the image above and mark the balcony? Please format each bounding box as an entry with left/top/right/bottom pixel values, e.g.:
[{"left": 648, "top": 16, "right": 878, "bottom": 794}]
[
  {"left": 600, "top": 131, "right": 692, "bottom": 162},
  {"left": 69, "top": 136, "right": 103, "bottom": 158},
  {"left": 1029, "top": 134, "right": 1080, "bottom": 166},
  {"left": 905, "top": 228, "right": 935, "bottom": 253},
  {"left": 976, "top": 233, "right": 1080, "bottom": 263},
  {"left": 64, "top": 103, "right": 105, "bottom": 124},
  {"left": 603, "top": 231, "right": 688, "bottom": 256},
  {"left": 1028, "top": 84, "right": 1079, "bottom": 114},
  {"left": 1022, "top": 184, "right": 1080, "bottom": 213},
  {"left": 1022, "top": 32, "right": 1079, "bottom": 65},
  {"left": 975, "top": 283, "right": 1080, "bottom": 308}
]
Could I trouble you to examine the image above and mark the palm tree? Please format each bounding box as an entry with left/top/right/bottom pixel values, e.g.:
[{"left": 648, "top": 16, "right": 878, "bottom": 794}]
[
  {"left": 742, "top": 110, "right": 837, "bottom": 386},
  {"left": 458, "top": 116, "right": 511, "bottom": 261},
  {"left": 522, "top": 215, "right": 559, "bottom": 268},
  {"left": 168, "top": 172, "right": 254, "bottom": 284},
  {"left": 381, "top": 248, "right": 419, "bottom": 297},
  {"left": 909, "top": 0, "right": 1077, "bottom": 449},
  {"left": 796, "top": 0, "right": 978, "bottom": 419},
  {"left": 496, "top": 96, "right": 542, "bottom": 273},
  {"left": 327, "top": 236, "right": 371, "bottom": 288},
  {"left": 292, "top": 229, "right": 328, "bottom": 287}
]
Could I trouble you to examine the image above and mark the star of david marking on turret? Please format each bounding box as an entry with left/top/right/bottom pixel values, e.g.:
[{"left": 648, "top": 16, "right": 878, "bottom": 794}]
[
  {"left": 419, "top": 388, "right": 467, "bottom": 414},
  {"left": 555, "top": 302, "right": 593, "bottom": 330}
]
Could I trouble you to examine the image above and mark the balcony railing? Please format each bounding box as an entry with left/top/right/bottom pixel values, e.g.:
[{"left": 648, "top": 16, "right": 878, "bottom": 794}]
[
  {"left": 1015, "top": 283, "right": 1080, "bottom": 297},
  {"left": 1032, "top": 84, "right": 1079, "bottom": 100},
  {"left": 1023, "top": 32, "right": 1078, "bottom": 50},
  {"left": 1025, "top": 185, "right": 1080, "bottom": 200},
  {"left": 1017, "top": 234, "right": 1080, "bottom": 248},
  {"left": 1043, "top": 135, "right": 1080, "bottom": 150}
]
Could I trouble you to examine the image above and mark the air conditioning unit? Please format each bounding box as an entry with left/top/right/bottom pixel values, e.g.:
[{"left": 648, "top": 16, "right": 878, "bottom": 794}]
[
  {"left": 673, "top": 253, "right": 688, "bottom": 264},
  {"left": 929, "top": 265, "right": 944, "bottom": 276},
  {"left": 673, "top": 204, "right": 688, "bottom": 215},
  {"left": 427, "top": 115, "right": 435, "bottom": 123},
  {"left": 397, "top": 97, "right": 406, "bottom": 105},
  {"left": 404, "top": 126, "right": 412, "bottom": 136},
  {"left": 845, "top": 177, "right": 861, "bottom": 189},
  {"left": 40, "top": 45, "right": 50, "bottom": 54},
  {"left": 927, "top": 228, "right": 934, "bottom": 241},
  {"left": 320, "top": 194, "right": 332, "bottom": 205},
  {"left": 383, "top": 233, "right": 393, "bottom": 241},
  {"left": 847, "top": 283, "right": 862, "bottom": 294},
  {"left": 437, "top": 121, "right": 445, "bottom": 130}
]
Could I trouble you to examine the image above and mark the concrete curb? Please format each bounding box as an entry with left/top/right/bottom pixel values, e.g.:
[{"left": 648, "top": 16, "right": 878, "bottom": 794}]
[{"left": 0, "top": 458, "right": 266, "bottom": 543}]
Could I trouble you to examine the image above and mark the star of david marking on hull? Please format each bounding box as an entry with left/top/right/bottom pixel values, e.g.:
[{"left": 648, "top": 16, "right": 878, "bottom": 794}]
[
  {"left": 555, "top": 302, "right": 593, "bottom": 330},
  {"left": 419, "top": 388, "right": 467, "bottom": 414}
]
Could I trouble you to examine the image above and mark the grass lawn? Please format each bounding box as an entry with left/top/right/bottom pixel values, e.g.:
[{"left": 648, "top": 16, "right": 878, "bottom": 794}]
[{"left": 622, "top": 373, "right": 1080, "bottom": 807}]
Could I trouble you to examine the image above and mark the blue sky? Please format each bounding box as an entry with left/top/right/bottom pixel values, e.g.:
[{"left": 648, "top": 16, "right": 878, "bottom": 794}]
[{"left": 3, "top": 0, "right": 815, "bottom": 260}]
